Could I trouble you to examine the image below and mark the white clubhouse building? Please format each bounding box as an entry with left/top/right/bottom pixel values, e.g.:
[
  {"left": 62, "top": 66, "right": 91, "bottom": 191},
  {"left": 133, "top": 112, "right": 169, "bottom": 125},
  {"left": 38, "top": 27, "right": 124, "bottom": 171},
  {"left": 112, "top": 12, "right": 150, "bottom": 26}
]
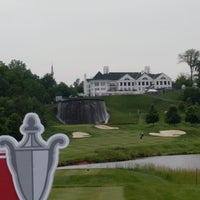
[{"left": 84, "top": 66, "right": 172, "bottom": 96}]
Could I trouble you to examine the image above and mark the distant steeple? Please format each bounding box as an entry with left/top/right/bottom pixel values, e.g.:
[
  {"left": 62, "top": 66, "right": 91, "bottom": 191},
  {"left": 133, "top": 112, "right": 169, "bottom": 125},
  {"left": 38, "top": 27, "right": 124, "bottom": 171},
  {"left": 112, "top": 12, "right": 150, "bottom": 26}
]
[{"left": 51, "top": 65, "right": 54, "bottom": 77}]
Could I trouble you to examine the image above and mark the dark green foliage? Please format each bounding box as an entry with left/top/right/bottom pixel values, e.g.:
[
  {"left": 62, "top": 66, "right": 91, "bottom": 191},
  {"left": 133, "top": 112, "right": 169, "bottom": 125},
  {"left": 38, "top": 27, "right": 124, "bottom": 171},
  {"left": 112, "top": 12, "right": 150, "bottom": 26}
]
[
  {"left": 72, "top": 78, "right": 84, "bottom": 94},
  {"left": 185, "top": 105, "right": 200, "bottom": 123},
  {"left": 178, "top": 102, "right": 185, "bottom": 112},
  {"left": 173, "top": 74, "right": 192, "bottom": 89},
  {"left": 0, "top": 59, "right": 82, "bottom": 139},
  {"left": 54, "top": 82, "right": 71, "bottom": 98},
  {"left": 145, "top": 104, "right": 159, "bottom": 125},
  {"left": 0, "top": 59, "right": 82, "bottom": 103},
  {"left": 40, "top": 74, "right": 57, "bottom": 102},
  {"left": 183, "top": 87, "right": 200, "bottom": 104},
  {"left": 0, "top": 96, "right": 45, "bottom": 140},
  {"left": 165, "top": 105, "right": 181, "bottom": 125},
  {"left": 0, "top": 107, "right": 6, "bottom": 134},
  {"left": 6, "top": 113, "right": 22, "bottom": 140}
]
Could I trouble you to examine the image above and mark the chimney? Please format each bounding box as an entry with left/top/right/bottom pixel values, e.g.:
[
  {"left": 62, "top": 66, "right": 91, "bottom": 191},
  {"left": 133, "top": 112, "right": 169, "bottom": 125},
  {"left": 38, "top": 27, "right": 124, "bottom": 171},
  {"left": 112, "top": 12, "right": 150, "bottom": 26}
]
[
  {"left": 144, "top": 66, "right": 150, "bottom": 74},
  {"left": 103, "top": 66, "right": 109, "bottom": 74}
]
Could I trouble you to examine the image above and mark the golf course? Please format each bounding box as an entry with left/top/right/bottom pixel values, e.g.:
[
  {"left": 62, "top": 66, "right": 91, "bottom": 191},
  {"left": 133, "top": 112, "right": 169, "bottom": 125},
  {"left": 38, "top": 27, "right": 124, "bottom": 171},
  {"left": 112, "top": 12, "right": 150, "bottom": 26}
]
[{"left": 46, "top": 91, "right": 200, "bottom": 199}]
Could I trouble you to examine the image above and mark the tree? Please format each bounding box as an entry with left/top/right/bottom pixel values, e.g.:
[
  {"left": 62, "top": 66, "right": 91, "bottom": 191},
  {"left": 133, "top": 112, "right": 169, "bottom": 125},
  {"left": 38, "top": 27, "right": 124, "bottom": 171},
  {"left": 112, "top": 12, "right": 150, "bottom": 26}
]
[
  {"left": 0, "top": 107, "right": 6, "bottom": 135},
  {"left": 23, "top": 80, "right": 49, "bottom": 103},
  {"left": 55, "top": 82, "right": 71, "bottom": 97},
  {"left": 69, "top": 79, "right": 84, "bottom": 96},
  {"left": 6, "top": 113, "right": 22, "bottom": 140},
  {"left": 173, "top": 73, "right": 192, "bottom": 89},
  {"left": 40, "top": 73, "right": 56, "bottom": 90},
  {"left": 194, "top": 62, "right": 200, "bottom": 87},
  {"left": 165, "top": 105, "right": 181, "bottom": 126},
  {"left": 145, "top": 104, "right": 159, "bottom": 125},
  {"left": 178, "top": 49, "right": 200, "bottom": 81},
  {"left": 185, "top": 105, "right": 200, "bottom": 123},
  {"left": 183, "top": 87, "right": 200, "bottom": 104}
]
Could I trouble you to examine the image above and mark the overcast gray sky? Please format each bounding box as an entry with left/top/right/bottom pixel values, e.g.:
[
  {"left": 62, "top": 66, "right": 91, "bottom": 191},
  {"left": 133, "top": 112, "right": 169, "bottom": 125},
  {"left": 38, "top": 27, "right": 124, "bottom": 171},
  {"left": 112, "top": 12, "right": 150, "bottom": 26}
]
[{"left": 1, "top": 0, "right": 200, "bottom": 85}]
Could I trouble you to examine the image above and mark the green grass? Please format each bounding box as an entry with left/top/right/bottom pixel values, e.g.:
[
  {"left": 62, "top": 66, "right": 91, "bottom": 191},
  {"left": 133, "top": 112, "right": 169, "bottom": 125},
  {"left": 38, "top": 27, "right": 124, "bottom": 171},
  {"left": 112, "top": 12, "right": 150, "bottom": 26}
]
[
  {"left": 48, "top": 122, "right": 200, "bottom": 166},
  {"left": 98, "top": 93, "right": 183, "bottom": 124},
  {"left": 159, "top": 90, "right": 183, "bottom": 101},
  {"left": 49, "top": 168, "right": 200, "bottom": 200},
  {"left": 44, "top": 91, "right": 200, "bottom": 165},
  {"left": 45, "top": 91, "right": 200, "bottom": 199}
]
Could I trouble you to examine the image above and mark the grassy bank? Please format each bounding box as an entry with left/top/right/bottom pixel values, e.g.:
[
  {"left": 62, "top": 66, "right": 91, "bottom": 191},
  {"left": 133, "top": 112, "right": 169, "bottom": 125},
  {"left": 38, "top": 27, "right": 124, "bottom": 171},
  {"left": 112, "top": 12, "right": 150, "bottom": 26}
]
[
  {"left": 45, "top": 92, "right": 200, "bottom": 166},
  {"left": 53, "top": 122, "right": 200, "bottom": 166},
  {"left": 46, "top": 91, "right": 200, "bottom": 199},
  {"left": 49, "top": 167, "right": 200, "bottom": 200}
]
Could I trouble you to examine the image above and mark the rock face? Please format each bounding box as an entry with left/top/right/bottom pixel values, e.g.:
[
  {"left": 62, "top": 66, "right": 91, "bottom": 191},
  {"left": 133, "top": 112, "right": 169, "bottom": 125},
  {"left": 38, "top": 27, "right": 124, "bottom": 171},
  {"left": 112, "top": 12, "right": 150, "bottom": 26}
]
[{"left": 57, "top": 99, "right": 110, "bottom": 124}]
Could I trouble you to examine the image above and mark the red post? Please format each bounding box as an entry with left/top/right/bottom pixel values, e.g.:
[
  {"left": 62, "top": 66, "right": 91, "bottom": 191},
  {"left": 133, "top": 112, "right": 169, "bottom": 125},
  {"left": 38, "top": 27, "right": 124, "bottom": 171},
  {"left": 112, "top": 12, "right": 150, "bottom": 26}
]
[{"left": 0, "top": 151, "right": 19, "bottom": 199}]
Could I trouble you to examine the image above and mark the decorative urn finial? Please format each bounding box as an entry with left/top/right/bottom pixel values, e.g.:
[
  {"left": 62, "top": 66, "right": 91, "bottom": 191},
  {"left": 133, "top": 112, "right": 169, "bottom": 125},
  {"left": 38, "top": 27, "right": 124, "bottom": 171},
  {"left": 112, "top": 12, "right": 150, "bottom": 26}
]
[{"left": 0, "top": 112, "right": 69, "bottom": 200}]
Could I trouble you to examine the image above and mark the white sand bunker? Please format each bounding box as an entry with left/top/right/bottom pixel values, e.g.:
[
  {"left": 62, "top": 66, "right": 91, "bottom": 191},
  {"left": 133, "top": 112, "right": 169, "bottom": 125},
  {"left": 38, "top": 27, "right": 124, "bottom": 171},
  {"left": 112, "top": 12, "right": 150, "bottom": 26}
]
[
  {"left": 149, "top": 130, "right": 186, "bottom": 137},
  {"left": 95, "top": 125, "right": 119, "bottom": 130},
  {"left": 72, "top": 132, "right": 91, "bottom": 138}
]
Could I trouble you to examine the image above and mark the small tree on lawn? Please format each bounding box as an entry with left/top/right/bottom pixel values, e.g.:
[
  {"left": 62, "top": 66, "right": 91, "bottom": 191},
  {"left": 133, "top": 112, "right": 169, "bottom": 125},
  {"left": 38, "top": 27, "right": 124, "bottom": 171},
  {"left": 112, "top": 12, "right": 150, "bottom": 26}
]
[
  {"left": 145, "top": 104, "right": 159, "bottom": 126},
  {"left": 185, "top": 105, "right": 200, "bottom": 123},
  {"left": 165, "top": 105, "right": 181, "bottom": 126}
]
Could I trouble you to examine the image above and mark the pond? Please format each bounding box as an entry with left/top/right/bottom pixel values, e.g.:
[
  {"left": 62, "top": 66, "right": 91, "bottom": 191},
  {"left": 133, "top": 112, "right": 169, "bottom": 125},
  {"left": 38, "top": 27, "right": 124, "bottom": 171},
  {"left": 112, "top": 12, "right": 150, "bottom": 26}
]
[{"left": 59, "top": 154, "right": 200, "bottom": 170}]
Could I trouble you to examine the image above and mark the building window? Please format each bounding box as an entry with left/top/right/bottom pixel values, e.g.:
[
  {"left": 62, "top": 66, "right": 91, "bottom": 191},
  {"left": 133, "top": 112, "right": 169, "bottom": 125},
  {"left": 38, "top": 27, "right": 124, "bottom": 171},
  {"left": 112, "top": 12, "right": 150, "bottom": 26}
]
[
  {"left": 120, "top": 82, "right": 123, "bottom": 86},
  {"left": 164, "top": 81, "right": 167, "bottom": 85},
  {"left": 128, "top": 82, "right": 131, "bottom": 86},
  {"left": 124, "top": 82, "right": 126, "bottom": 86},
  {"left": 95, "top": 82, "right": 99, "bottom": 86},
  {"left": 138, "top": 82, "right": 141, "bottom": 85},
  {"left": 132, "top": 82, "right": 134, "bottom": 86},
  {"left": 156, "top": 81, "right": 159, "bottom": 85},
  {"left": 160, "top": 81, "right": 163, "bottom": 85},
  {"left": 168, "top": 81, "right": 170, "bottom": 85},
  {"left": 101, "top": 82, "right": 105, "bottom": 86},
  {"left": 142, "top": 82, "right": 145, "bottom": 86}
]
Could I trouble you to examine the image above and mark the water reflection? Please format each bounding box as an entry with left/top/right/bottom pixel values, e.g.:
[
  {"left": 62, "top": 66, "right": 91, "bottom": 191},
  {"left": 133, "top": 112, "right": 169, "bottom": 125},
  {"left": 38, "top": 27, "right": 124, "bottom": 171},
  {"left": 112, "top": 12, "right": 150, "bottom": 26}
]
[{"left": 59, "top": 154, "right": 200, "bottom": 170}]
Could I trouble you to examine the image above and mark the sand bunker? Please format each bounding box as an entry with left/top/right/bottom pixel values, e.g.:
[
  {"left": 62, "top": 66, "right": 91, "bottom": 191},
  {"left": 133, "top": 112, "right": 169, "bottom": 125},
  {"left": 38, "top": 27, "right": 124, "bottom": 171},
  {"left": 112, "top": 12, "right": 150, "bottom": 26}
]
[
  {"left": 72, "top": 132, "right": 91, "bottom": 138},
  {"left": 149, "top": 130, "right": 186, "bottom": 137},
  {"left": 95, "top": 125, "right": 119, "bottom": 130}
]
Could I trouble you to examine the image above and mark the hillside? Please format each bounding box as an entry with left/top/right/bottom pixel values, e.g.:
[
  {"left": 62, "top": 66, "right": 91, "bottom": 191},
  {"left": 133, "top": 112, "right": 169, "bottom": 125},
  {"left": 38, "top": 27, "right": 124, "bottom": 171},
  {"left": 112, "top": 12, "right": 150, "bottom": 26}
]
[
  {"left": 44, "top": 91, "right": 200, "bottom": 166},
  {"left": 100, "top": 91, "right": 182, "bottom": 124}
]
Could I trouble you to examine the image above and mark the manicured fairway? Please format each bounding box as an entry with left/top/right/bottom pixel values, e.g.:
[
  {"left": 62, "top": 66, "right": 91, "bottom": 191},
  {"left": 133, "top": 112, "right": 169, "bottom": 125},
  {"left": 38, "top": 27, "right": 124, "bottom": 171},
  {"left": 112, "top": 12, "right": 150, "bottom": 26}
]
[
  {"left": 46, "top": 92, "right": 200, "bottom": 199},
  {"left": 49, "top": 168, "right": 200, "bottom": 200}
]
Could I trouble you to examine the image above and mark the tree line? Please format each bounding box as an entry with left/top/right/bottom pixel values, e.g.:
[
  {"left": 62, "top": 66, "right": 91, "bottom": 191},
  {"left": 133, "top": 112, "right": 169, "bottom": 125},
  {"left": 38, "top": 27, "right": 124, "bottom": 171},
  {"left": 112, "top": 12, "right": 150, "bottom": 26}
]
[
  {"left": 145, "top": 87, "right": 200, "bottom": 126},
  {"left": 0, "top": 59, "right": 83, "bottom": 139},
  {"left": 1, "top": 48, "right": 200, "bottom": 139},
  {"left": 146, "top": 48, "right": 200, "bottom": 126}
]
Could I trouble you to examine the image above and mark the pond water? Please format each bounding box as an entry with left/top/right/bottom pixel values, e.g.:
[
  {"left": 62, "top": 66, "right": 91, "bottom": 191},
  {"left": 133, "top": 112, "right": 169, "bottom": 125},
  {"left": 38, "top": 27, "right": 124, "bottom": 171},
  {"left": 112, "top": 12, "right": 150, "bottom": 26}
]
[{"left": 59, "top": 154, "right": 200, "bottom": 170}]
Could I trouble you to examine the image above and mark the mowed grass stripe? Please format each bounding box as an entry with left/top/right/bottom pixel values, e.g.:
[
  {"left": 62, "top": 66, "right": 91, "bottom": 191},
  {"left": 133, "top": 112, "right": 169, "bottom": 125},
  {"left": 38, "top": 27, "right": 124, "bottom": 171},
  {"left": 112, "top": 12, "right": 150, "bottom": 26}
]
[
  {"left": 49, "top": 186, "right": 124, "bottom": 200},
  {"left": 50, "top": 168, "right": 200, "bottom": 200}
]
